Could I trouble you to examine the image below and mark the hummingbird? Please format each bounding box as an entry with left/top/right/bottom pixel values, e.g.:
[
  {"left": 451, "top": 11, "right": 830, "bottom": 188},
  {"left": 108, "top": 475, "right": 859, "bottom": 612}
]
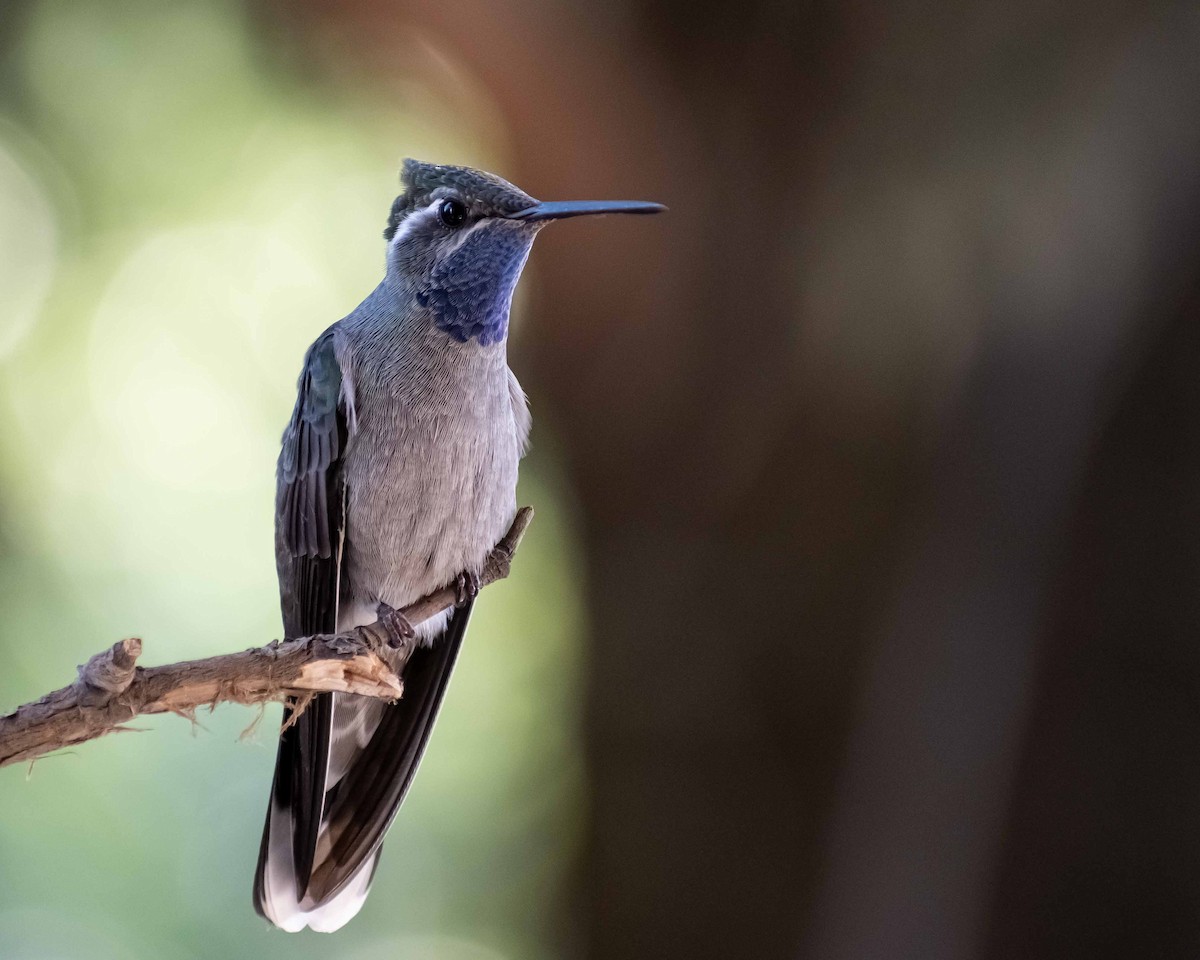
[{"left": 253, "top": 159, "right": 664, "bottom": 932}]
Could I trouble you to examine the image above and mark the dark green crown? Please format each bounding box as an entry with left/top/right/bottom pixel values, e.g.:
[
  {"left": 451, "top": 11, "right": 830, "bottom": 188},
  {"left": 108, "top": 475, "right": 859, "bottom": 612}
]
[{"left": 383, "top": 159, "right": 536, "bottom": 240}]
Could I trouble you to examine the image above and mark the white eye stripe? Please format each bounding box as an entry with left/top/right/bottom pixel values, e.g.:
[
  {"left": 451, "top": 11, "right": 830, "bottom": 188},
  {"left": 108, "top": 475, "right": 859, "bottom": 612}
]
[
  {"left": 390, "top": 197, "right": 496, "bottom": 254},
  {"left": 388, "top": 198, "right": 445, "bottom": 248}
]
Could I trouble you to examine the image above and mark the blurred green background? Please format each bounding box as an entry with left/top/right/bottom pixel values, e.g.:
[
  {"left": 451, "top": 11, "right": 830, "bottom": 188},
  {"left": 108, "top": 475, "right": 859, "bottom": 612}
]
[{"left": 0, "top": 2, "right": 584, "bottom": 957}]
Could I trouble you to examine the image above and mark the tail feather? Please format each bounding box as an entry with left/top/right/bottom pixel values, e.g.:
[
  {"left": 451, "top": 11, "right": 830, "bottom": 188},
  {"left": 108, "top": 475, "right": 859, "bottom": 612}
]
[{"left": 253, "top": 602, "right": 473, "bottom": 931}]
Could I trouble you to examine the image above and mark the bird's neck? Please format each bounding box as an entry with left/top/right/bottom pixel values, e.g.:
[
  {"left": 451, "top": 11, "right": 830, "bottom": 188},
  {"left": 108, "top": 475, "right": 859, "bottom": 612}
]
[{"left": 346, "top": 280, "right": 511, "bottom": 393}]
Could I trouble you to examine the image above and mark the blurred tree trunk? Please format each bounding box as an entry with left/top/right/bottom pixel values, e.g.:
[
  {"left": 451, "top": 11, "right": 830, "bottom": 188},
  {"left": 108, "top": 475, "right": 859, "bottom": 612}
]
[
  {"left": 982, "top": 277, "right": 1200, "bottom": 960},
  {"left": 444, "top": 8, "right": 900, "bottom": 960}
]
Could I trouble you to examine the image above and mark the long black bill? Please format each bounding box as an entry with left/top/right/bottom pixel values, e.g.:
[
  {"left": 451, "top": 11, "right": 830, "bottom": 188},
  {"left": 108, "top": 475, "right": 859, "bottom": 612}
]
[{"left": 507, "top": 200, "right": 667, "bottom": 222}]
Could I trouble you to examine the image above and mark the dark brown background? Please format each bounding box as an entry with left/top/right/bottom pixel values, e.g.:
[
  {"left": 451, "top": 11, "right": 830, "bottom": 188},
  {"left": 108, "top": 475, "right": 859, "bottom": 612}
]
[{"left": 276, "top": 1, "right": 1200, "bottom": 957}]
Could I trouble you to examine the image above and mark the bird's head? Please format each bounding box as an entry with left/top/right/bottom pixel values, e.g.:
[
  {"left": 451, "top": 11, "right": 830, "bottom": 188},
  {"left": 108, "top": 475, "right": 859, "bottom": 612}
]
[{"left": 382, "top": 159, "right": 664, "bottom": 346}]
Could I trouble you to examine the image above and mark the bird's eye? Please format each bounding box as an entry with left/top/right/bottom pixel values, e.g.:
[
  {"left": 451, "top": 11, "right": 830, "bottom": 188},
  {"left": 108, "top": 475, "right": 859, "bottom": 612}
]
[{"left": 438, "top": 198, "right": 468, "bottom": 228}]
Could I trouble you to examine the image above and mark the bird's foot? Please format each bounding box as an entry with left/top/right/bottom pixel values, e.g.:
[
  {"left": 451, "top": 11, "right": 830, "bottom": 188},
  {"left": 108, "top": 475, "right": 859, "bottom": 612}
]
[
  {"left": 455, "top": 570, "right": 480, "bottom": 607},
  {"left": 376, "top": 601, "right": 416, "bottom": 648}
]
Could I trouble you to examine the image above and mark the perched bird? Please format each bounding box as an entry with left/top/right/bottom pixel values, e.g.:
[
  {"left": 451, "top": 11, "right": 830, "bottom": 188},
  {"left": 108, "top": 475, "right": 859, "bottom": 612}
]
[{"left": 254, "top": 159, "right": 664, "bottom": 932}]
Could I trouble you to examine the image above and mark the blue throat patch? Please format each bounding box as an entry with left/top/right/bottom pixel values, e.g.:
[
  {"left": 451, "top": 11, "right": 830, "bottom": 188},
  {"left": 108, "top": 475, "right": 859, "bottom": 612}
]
[{"left": 418, "top": 225, "right": 532, "bottom": 346}]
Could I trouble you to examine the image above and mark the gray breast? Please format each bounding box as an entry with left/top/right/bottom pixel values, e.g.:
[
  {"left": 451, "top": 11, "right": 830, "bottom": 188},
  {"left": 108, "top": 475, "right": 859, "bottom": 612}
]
[{"left": 337, "top": 325, "right": 522, "bottom": 622}]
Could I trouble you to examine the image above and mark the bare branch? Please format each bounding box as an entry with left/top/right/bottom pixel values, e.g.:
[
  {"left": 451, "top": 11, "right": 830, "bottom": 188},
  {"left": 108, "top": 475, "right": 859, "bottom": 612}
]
[{"left": 0, "top": 507, "right": 534, "bottom": 769}]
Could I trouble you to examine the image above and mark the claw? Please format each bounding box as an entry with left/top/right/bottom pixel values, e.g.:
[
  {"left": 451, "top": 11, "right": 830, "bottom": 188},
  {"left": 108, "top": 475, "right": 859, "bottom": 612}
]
[
  {"left": 455, "top": 570, "right": 480, "bottom": 607},
  {"left": 376, "top": 601, "right": 416, "bottom": 648}
]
